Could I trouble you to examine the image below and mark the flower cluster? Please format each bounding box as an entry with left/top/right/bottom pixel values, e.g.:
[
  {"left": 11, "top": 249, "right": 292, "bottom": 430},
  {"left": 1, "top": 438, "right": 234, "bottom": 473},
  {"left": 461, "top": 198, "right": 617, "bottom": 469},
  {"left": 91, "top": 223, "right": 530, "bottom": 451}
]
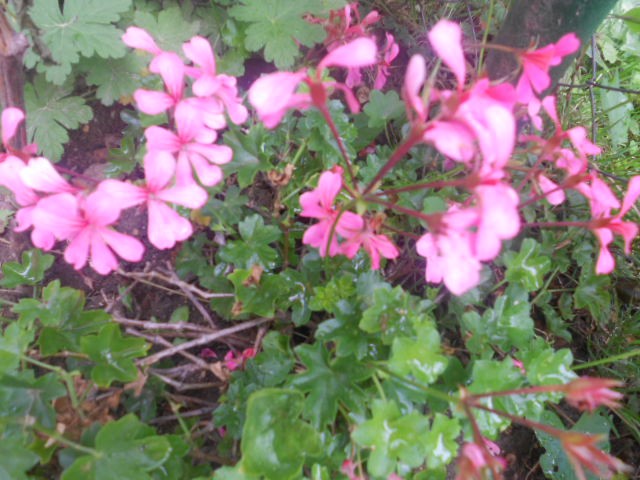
[{"left": 0, "top": 29, "right": 245, "bottom": 274}]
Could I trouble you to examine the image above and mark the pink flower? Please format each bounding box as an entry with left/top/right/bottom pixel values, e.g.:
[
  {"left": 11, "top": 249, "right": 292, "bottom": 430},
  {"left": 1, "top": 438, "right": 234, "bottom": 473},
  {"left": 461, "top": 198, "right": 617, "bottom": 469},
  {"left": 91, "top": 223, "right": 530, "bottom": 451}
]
[
  {"left": 403, "top": 55, "right": 428, "bottom": 122},
  {"left": 455, "top": 442, "right": 505, "bottom": 480},
  {"left": 1, "top": 107, "right": 24, "bottom": 149},
  {"left": 224, "top": 348, "right": 256, "bottom": 371},
  {"left": 122, "top": 27, "right": 162, "bottom": 55},
  {"left": 0, "top": 156, "right": 55, "bottom": 249},
  {"left": 248, "top": 37, "right": 377, "bottom": 128},
  {"left": 248, "top": 71, "right": 310, "bottom": 128},
  {"left": 428, "top": 19, "right": 466, "bottom": 88},
  {"left": 145, "top": 102, "right": 232, "bottom": 187},
  {"left": 416, "top": 207, "right": 482, "bottom": 295},
  {"left": 374, "top": 33, "right": 400, "bottom": 90},
  {"left": 563, "top": 377, "right": 624, "bottom": 412},
  {"left": 182, "top": 36, "right": 248, "bottom": 124},
  {"left": 134, "top": 52, "right": 185, "bottom": 115},
  {"left": 299, "top": 167, "right": 364, "bottom": 257},
  {"left": 584, "top": 175, "right": 640, "bottom": 274},
  {"left": 560, "top": 432, "right": 631, "bottom": 480},
  {"left": 473, "top": 183, "right": 521, "bottom": 261},
  {"left": 97, "top": 151, "right": 207, "bottom": 249},
  {"left": 340, "top": 215, "right": 399, "bottom": 269},
  {"left": 32, "top": 192, "right": 144, "bottom": 274},
  {"left": 516, "top": 34, "right": 580, "bottom": 103},
  {"left": 19, "top": 157, "right": 77, "bottom": 195}
]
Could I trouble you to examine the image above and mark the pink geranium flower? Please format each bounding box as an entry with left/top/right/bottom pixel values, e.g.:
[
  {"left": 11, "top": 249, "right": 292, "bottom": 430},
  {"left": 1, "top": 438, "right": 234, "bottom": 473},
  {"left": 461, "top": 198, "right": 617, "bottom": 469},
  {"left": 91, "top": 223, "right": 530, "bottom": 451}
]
[
  {"left": 560, "top": 432, "right": 631, "bottom": 480},
  {"left": 122, "top": 27, "right": 162, "bottom": 55},
  {"left": 416, "top": 207, "right": 482, "bottom": 295},
  {"left": 145, "top": 102, "right": 232, "bottom": 187},
  {"left": 455, "top": 442, "right": 505, "bottom": 480},
  {"left": 340, "top": 215, "right": 399, "bottom": 269},
  {"left": 299, "top": 167, "right": 364, "bottom": 257},
  {"left": 134, "top": 52, "right": 185, "bottom": 115},
  {"left": 563, "top": 377, "right": 624, "bottom": 413},
  {"left": 516, "top": 34, "right": 580, "bottom": 103},
  {"left": 248, "top": 37, "right": 377, "bottom": 128},
  {"left": 0, "top": 156, "right": 55, "bottom": 249},
  {"left": 182, "top": 36, "right": 248, "bottom": 124},
  {"left": 473, "top": 183, "right": 521, "bottom": 261},
  {"left": 32, "top": 192, "right": 144, "bottom": 274},
  {"left": 97, "top": 151, "right": 207, "bottom": 249},
  {"left": 374, "top": 33, "right": 400, "bottom": 90}
]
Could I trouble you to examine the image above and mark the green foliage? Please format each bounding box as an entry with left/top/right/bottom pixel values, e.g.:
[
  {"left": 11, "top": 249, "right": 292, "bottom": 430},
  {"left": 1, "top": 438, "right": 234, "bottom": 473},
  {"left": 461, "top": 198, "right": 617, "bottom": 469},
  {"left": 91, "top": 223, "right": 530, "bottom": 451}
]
[
  {"left": 219, "top": 214, "right": 282, "bottom": 270},
  {"left": 0, "top": 249, "right": 54, "bottom": 287},
  {"left": 228, "top": 0, "right": 345, "bottom": 69},
  {"left": 240, "top": 389, "right": 321, "bottom": 479},
  {"left": 24, "top": 75, "right": 93, "bottom": 160},
  {"left": 28, "top": 0, "right": 132, "bottom": 84}
]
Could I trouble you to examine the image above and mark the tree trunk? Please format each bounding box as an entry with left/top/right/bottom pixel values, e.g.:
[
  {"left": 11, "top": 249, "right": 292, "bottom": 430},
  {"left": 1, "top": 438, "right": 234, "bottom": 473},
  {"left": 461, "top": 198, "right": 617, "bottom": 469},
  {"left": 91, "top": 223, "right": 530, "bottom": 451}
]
[{"left": 485, "top": 0, "right": 618, "bottom": 89}]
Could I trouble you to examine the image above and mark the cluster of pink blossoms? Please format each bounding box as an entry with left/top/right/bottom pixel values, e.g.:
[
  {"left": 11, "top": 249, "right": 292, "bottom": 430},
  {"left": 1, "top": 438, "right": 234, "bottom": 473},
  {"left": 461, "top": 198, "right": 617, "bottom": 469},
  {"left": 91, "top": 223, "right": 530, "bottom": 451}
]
[
  {"left": 0, "top": 29, "right": 245, "bottom": 274},
  {"left": 248, "top": 16, "right": 639, "bottom": 295}
]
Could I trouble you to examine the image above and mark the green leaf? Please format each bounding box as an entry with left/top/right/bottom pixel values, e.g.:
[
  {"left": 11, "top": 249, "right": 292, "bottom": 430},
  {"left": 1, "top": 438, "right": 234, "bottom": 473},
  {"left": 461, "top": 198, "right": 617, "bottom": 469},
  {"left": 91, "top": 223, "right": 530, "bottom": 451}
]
[
  {"left": 423, "top": 414, "right": 461, "bottom": 469},
  {"left": 80, "top": 324, "right": 149, "bottom": 387},
  {"left": 201, "top": 186, "right": 249, "bottom": 231},
  {"left": 80, "top": 54, "right": 146, "bottom": 106},
  {"left": 309, "top": 273, "right": 357, "bottom": 314},
  {"left": 503, "top": 238, "right": 552, "bottom": 292},
  {"left": 223, "top": 125, "right": 273, "bottom": 188},
  {"left": 228, "top": 270, "right": 289, "bottom": 318},
  {"left": 219, "top": 214, "right": 281, "bottom": 269},
  {"left": 0, "top": 371, "right": 66, "bottom": 429},
  {"left": 0, "top": 436, "right": 39, "bottom": 480},
  {"left": 289, "top": 343, "right": 371, "bottom": 428},
  {"left": 389, "top": 320, "right": 448, "bottom": 385},
  {"left": 574, "top": 269, "right": 611, "bottom": 323},
  {"left": 62, "top": 414, "right": 173, "bottom": 480},
  {"left": 460, "top": 286, "right": 534, "bottom": 355},
  {"left": 229, "top": 0, "right": 327, "bottom": 69},
  {"left": 24, "top": 75, "right": 93, "bottom": 160},
  {"left": 241, "top": 389, "right": 321, "bottom": 479},
  {"left": 537, "top": 411, "right": 612, "bottom": 480},
  {"left": 0, "top": 324, "right": 34, "bottom": 375},
  {"left": 0, "top": 249, "right": 54, "bottom": 287},
  {"left": 133, "top": 6, "right": 201, "bottom": 52},
  {"left": 363, "top": 90, "right": 405, "bottom": 129},
  {"left": 28, "top": 0, "right": 131, "bottom": 84},
  {"left": 599, "top": 72, "right": 633, "bottom": 146},
  {"left": 352, "top": 399, "right": 430, "bottom": 477},
  {"left": 623, "top": 7, "right": 640, "bottom": 34},
  {"left": 520, "top": 339, "right": 577, "bottom": 387}
]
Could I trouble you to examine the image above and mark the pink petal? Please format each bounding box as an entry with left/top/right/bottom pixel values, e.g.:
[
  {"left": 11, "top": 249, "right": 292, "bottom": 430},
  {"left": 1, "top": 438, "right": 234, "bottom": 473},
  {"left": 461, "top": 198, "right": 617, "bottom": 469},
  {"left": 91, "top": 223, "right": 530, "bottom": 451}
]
[
  {"left": 31, "top": 225, "right": 56, "bottom": 251},
  {"left": 100, "top": 228, "right": 145, "bottom": 263},
  {"left": 150, "top": 52, "right": 184, "bottom": 100},
  {"left": 538, "top": 174, "right": 566, "bottom": 205},
  {"left": 554, "top": 33, "right": 580, "bottom": 58},
  {"left": 64, "top": 228, "right": 92, "bottom": 270},
  {"left": 32, "top": 193, "right": 84, "bottom": 240},
  {"left": 0, "top": 156, "right": 39, "bottom": 206},
  {"left": 143, "top": 150, "right": 176, "bottom": 192},
  {"left": 187, "top": 143, "right": 232, "bottom": 166},
  {"left": 423, "top": 121, "right": 475, "bottom": 164},
  {"left": 174, "top": 102, "right": 207, "bottom": 142},
  {"left": 319, "top": 37, "right": 378, "bottom": 70},
  {"left": 87, "top": 232, "right": 120, "bottom": 275},
  {"left": 84, "top": 191, "right": 123, "bottom": 227},
  {"left": 20, "top": 157, "right": 75, "bottom": 194},
  {"left": 248, "top": 71, "right": 307, "bottom": 123},
  {"left": 404, "top": 55, "right": 427, "bottom": 120},
  {"left": 593, "top": 228, "right": 615, "bottom": 274},
  {"left": 157, "top": 184, "right": 208, "bottom": 209},
  {"left": 183, "top": 36, "right": 216, "bottom": 73},
  {"left": 134, "top": 89, "right": 176, "bottom": 115},
  {"left": 147, "top": 200, "right": 193, "bottom": 249},
  {"left": 183, "top": 153, "right": 223, "bottom": 186},
  {"left": 122, "top": 27, "right": 161, "bottom": 55},
  {"left": 428, "top": 20, "right": 466, "bottom": 87},
  {"left": 621, "top": 176, "right": 640, "bottom": 215},
  {"left": 2, "top": 107, "right": 24, "bottom": 146},
  {"left": 97, "top": 179, "right": 147, "bottom": 210},
  {"left": 145, "top": 126, "right": 180, "bottom": 152}
]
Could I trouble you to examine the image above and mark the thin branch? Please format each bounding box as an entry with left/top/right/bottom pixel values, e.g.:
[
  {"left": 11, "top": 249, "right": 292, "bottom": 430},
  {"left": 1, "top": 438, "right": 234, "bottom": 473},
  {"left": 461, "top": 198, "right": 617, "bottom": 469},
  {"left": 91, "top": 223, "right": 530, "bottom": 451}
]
[{"left": 138, "top": 317, "right": 272, "bottom": 367}]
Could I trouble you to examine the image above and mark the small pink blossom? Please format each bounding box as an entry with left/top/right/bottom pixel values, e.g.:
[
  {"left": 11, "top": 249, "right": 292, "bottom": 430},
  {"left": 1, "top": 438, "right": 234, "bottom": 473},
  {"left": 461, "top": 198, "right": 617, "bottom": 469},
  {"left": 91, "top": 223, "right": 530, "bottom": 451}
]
[
  {"left": 134, "top": 52, "right": 185, "bottom": 115},
  {"left": 563, "top": 377, "right": 624, "bottom": 412},
  {"left": 473, "top": 183, "right": 521, "bottom": 261},
  {"left": 32, "top": 192, "right": 144, "bottom": 274},
  {"left": 560, "top": 432, "right": 631, "bottom": 480},
  {"left": 455, "top": 442, "right": 505, "bottom": 480},
  {"left": 145, "top": 102, "right": 232, "bottom": 187},
  {"left": 122, "top": 27, "right": 162, "bottom": 55},
  {"left": 299, "top": 167, "right": 364, "bottom": 257},
  {"left": 340, "top": 215, "right": 399, "bottom": 269},
  {"left": 224, "top": 348, "right": 256, "bottom": 371},
  {"left": 97, "top": 151, "right": 207, "bottom": 249},
  {"left": 374, "top": 33, "right": 400, "bottom": 89},
  {"left": 1, "top": 107, "right": 24, "bottom": 149},
  {"left": 428, "top": 19, "right": 466, "bottom": 88},
  {"left": 416, "top": 207, "right": 482, "bottom": 295},
  {"left": 516, "top": 34, "right": 580, "bottom": 103}
]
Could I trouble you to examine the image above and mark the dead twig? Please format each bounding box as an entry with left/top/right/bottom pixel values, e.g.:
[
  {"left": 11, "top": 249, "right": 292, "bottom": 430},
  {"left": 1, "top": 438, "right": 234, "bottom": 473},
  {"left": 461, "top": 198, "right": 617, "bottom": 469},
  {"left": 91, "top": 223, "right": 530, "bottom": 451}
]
[
  {"left": 113, "top": 314, "right": 216, "bottom": 334},
  {"left": 138, "top": 317, "right": 272, "bottom": 367}
]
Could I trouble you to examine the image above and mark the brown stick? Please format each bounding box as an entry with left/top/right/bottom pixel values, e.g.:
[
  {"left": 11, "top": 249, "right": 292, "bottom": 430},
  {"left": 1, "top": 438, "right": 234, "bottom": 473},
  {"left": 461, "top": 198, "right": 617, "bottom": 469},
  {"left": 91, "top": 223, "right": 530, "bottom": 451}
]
[{"left": 0, "top": 8, "right": 28, "bottom": 149}]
